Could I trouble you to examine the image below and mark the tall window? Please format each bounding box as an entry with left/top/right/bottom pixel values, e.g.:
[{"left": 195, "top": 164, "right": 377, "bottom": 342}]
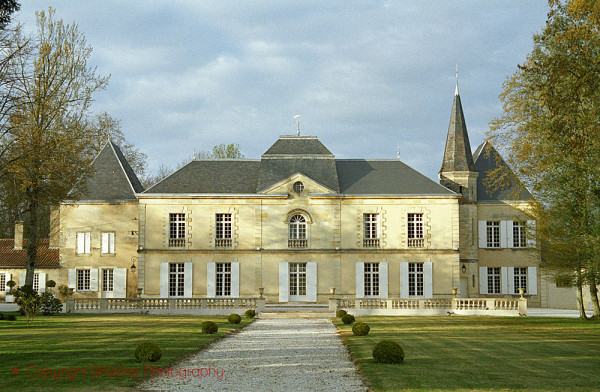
[
  {"left": 77, "top": 270, "right": 91, "bottom": 291},
  {"left": 215, "top": 214, "right": 232, "bottom": 248},
  {"left": 169, "top": 263, "right": 185, "bottom": 297},
  {"left": 408, "top": 263, "right": 424, "bottom": 296},
  {"left": 0, "top": 273, "right": 5, "bottom": 291},
  {"left": 102, "top": 233, "right": 115, "bottom": 254},
  {"left": 289, "top": 263, "right": 307, "bottom": 297},
  {"left": 33, "top": 273, "right": 39, "bottom": 292},
  {"left": 487, "top": 267, "right": 501, "bottom": 294},
  {"left": 364, "top": 263, "right": 380, "bottom": 296},
  {"left": 486, "top": 221, "right": 500, "bottom": 248},
  {"left": 363, "top": 213, "right": 380, "bottom": 247},
  {"left": 512, "top": 221, "right": 526, "bottom": 248},
  {"left": 103, "top": 269, "right": 114, "bottom": 292},
  {"left": 408, "top": 213, "right": 424, "bottom": 248},
  {"left": 169, "top": 213, "right": 186, "bottom": 248},
  {"left": 514, "top": 267, "right": 527, "bottom": 294},
  {"left": 288, "top": 214, "right": 307, "bottom": 248},
  {"left": 77, "top": 233, "right": 91, "bottom": 254},
  {"left": 216, "top": 263, "right": 231, "bottom": 296}
]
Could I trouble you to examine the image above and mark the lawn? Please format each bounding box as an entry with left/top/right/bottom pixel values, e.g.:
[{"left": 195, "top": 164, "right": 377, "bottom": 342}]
[
  {"left": 334, "top": 316, "right": 600, "bottom": 392},
  {"left": 0, "top": 312, "right": 252, "bottom": 391}
]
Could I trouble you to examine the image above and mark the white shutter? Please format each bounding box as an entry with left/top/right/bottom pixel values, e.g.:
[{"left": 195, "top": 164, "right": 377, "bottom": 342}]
[
  {"left": 478, "top": 221, "right": 487, "bottom": 248},
  {"left": 501, "top": 267, "right": 508, "bottom": 294},
  {"left": 231, "top": 262, "right": 240, "bottom": 298},
  {"left": 68, "top": 269, "right": 76, "bottom": 290},
  {"left": 102, "top": 233, "right": 109, "bottom": 253},
  {"left": 507, "top": 267, "right": 515, "bottom": 295},
  {"left": 355, "top": 262, "right": 364, "bottom": 298},
  {"left": 500, "top": 221, "right": 509, "bottom": 248},
  {"left": 424, "top": 261, "right": 433, "bottom": 298},
  {"left": 507, "top": 222, "right": 514, "bottom": 248},
  {"left": 3, "top": 273, "right": 10, "bottom": 292},
  {"left": 528, "top": 267, "right": 538, "bottom": 295},
  {"left": 479, "top": 267, "right": 488, "bottom": 294},
  {"left": 400, "top": 261, "right": 409, "bottom": 298},
  {"left": 114, "top": 268, "right": 127, "bottom": 298},
  {"left": 90, "top": 269, "right": 99, "bottom": 291},
  {"left": 160, "top": 262, "right": 169, "bottom": 297},
  {"left": 279, "top": 262, "right": 289, "bottom": 302},
  {"left": 207, "top": 262, "right": 216, "bottom": 298},
  {"left": 85, "top": 233, "right": 91, "bottom": 253},
  {"left": 307, "top": 262, "right": 317, "bottom": 302},
  {"left": 184, "top": 262, "right": 192, "bottom": 297},
  {"left": 379, "top": 262, "right": 388, "bottom": 298},
  {"left": 527, "top": 220, "right": 537, "bottom": 248},
  {"left": 77, "top": 233, "right": 85, "bottom": 254},
  {"left": 19, "top": 272, "right": 25, "bottom": 287},
  {"left": 38, "top": 272, "right": 46, "bottom": 293}
]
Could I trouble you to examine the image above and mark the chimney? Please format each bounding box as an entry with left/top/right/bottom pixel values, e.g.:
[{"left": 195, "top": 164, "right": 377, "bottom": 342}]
[{"left": 14, "top": 221, "right": 24, "bottom": 250}]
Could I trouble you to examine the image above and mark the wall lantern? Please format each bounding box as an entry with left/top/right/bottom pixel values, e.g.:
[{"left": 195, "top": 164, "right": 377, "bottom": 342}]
[
  {"left": 131, "top": 256, "right": 138, "bottom": 272},
  {"left": 461, "top": 263, "right": 467, "bottom": 274}
]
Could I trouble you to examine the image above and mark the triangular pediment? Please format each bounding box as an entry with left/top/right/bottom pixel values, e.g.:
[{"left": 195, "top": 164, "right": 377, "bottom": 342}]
[{"left": 260, "top": 173, "right": 337, "bottom": 195}]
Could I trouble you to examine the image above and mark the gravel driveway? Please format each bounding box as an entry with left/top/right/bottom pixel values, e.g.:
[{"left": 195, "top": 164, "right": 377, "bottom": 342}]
[{"left": 138, "top": 316, "right": 367, "bottom": 392}]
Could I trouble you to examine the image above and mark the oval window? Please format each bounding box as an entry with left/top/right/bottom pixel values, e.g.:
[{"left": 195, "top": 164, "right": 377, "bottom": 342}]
[{"left": 293, "top": 181, "right": 304, "bottom": 193}]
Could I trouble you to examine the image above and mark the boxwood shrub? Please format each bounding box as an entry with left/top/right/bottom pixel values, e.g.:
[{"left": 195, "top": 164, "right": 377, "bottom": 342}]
[
  {"left": 373, "top": 340, "right": 404, "bottom": 364},
  {"left": 341, "top": 313, "right": 355, "bottom": 324},
  {"left": 244, "top": 309, "right": 256, "bottom": 319},
  {"left": 201, "top": 321, "right": 218, "bottom": 334},
  {"left": 135, "top": 341, "right": 162, "bottom": 362},
  {"left": 336, "top": 309, "right": 347, "bottom": 318},
  {"left": 352, "top": 322, "right": 370, "bottom": 336},
  {"left": 228, "top": 313, "right": 242, "bottom": 324}
]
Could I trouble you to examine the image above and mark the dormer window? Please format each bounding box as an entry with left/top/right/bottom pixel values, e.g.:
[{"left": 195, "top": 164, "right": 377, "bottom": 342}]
[{"left": 293, "top": 181, "right": 304, "bottom": 193}]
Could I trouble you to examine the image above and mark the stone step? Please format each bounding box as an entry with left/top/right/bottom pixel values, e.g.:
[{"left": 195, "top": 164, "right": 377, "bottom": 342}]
[{"left": 259, "top": 312, "right": 334, "bottom": 319}]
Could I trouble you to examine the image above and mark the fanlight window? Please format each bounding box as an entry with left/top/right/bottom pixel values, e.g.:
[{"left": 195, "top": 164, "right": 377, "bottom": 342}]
[{"left": 288, "top": 214, "right": 307, "bottom": 248}]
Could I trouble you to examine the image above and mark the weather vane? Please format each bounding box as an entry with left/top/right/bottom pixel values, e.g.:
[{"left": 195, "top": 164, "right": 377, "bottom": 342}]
[{"left": 293, "top": 115, "right": 301, "bottom": 136}]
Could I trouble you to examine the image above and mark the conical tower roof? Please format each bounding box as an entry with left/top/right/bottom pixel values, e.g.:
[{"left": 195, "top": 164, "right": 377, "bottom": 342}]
[{"left": 439, "top": 88, "right": 477, "bottom": 173}]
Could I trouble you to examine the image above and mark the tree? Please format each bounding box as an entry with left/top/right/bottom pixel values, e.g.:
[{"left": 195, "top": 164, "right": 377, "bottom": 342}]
[
  {"left": 0, "top": 0, "right": 19, "bottom": 30},
  {"left": 1, "top": 8, "right": 108, "bottom": 287},
  {"left": 489, "top": 0, "right": 600, "bottom": 318}
]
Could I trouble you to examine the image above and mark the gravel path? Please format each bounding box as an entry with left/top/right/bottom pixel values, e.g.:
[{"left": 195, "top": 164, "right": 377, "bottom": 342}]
[{"left": 138, "top": 317, "right": 367, "bottom": 392}]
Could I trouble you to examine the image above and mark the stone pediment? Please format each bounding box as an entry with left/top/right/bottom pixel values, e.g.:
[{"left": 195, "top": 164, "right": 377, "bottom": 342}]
[{"left": 259, "top": 173, "right": 337, "bottom": 195}]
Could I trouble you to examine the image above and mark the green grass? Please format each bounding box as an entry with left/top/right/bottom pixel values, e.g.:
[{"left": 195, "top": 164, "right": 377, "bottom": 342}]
[
  {"left": 0, "top": 312, "right": 251, "bottom": 391},
  {"left": 334, "top": 316, "right": 600, "bottom": 392}
]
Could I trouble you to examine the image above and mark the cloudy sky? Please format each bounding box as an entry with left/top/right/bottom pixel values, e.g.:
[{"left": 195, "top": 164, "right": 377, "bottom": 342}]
[{"left": 16, "top": 1, "right": 549, "bottom": 181}]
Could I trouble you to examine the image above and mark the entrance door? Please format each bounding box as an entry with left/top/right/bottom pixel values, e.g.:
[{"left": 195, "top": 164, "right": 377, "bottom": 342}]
[{"left": 289, "top": 262, "right": 307, "bottom": 301}]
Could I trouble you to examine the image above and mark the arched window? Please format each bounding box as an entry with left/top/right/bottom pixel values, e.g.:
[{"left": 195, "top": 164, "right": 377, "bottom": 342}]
[{"left": 288, "top": 214, "right": 307, "bottom": 247}]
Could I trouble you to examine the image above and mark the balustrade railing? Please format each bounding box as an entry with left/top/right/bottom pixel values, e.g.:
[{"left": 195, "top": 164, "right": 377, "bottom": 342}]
[
  {"left": 288, "top": 239, "right": 307, "bottom": 248},
  {"left": 168, "top": 238, "right": 186, "bottom": 248},
  {"left": 214, "top": 238, "right": 232, "bottom": 248},
  {"left": 363, "top": 238, "right": 380, "bottom": 248},
  {"left": 408, "top": 238, "right": 424, "bottom": 248}
]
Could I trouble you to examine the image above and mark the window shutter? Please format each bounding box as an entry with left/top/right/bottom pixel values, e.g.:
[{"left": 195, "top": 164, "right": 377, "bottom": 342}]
[
  {"left": 38, "top": 272, "right": 46, "bottom": 293},
  {"left": 355, "top": 262, "right": 364, "bottom": 298},
  {"left": 114, "top": 268, "right": 127, "bottom": 298},
  {"left": 479, "top": 267, "right": 488, "bottom": 294},
  {"left": 4, "top": 273, "right": 11, "bottom": 292},
  {"left": 400, "top": 261, "right": 409, "bottom": 298},
  {"left": 77, "top": 233, "right": 85, "bottom": 254},
  {"left": 507, "top": 267, "right": 515, "bottom": 295},
  {"left": 423, "top": 261, "right": 433, "bottom": 298},
  {"left": 506, "top": 221, "right": 514, "bottom": 249},
  {"left": 379, "top": 262, "right": 388, "bottom": 298},
  {"left": 184, "top": 262, "right": 193, "bottom": 297},
  {"left": 102, "top": 233, "right": 109, "bottom": 253},
  {"left": 527, "top": 220, "right": 537, "bottom": 248},
  {"left": 19, "top": 272, "right": 25, "bottom": 287},
  {"left": 528, "top": 267, "right": 538, "bottom": 295},
  {"left": 90, "top": 269, "right": 99, "bottom": 291},
  {"left": 501, "top": 267, "right": 508, "bottom": 295},
  {"left": 206, "top": 262, "right": 216, "bottom": 298},
  {"left": 231, "top": 262, "right": 240, "bottom": 298},
  {"left": 68, "top": 269, "right": 76, "bottom": 290},
  {"left": 307, "top": 262, "right": 317, "bottom": 302},
  {"left": 500, "top": 221, "right": 509, "bottom": 248},
  {"left": 478, "top": 221, "right": 487, "bottom": 248},
  {"left": 279, "top": 262, "right": 289, "bottom": 302},
  {"left": 160, "top": 263, "right": 169, "bottom": 297}
]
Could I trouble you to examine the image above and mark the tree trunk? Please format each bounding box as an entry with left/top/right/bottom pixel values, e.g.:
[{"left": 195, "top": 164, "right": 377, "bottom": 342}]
[
  {"left": 589, "top": 273, "right": 600, "bottom": 318},
  {"left": 576, "top": 269, "right": 588, "bottom": 319},
  {"left": 24, "top": 197, "right": 39, "bottom": 287}
]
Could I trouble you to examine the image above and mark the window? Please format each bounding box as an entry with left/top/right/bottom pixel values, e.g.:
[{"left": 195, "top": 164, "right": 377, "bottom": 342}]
[
  {"left": 102, "top": 233, "right": 115, "bottom": 254},
  {"left": 408, "top": 263, "right": 424, "bottom": 296},
  {"left": 216, "top": 263, "right": 231, "bottom": 296},
  {"left": 293, "top": 181, "right": 304, "bottom": 193},
  {"left": 288, "top": 214, "right": 307, "bottom": 248},
  {"left": 512, "top": 221, "right": 526, "bottom": 248},
  {"left": 215, "top": 214, "right": 232, "bottom": 247},
  {"left": 289, "top": 263, "right": 307, "bottom": 297},
  {"left": 77, "top": 270, "right": 91, "bottom": 291},
  {"left": 486, "top": 221, "right": 500, "bottom": 248},
  {"left": 0, "top": 273, "right": 5, "bottom": 291},
  {"left": 514, "top": 267, "right": 527, "bottom": 294},
  {"left": 169, "top": 213, "right": 186, "bottom": 247},
  {"left": 33, "top": 273, "right": 39, "bottom": 292},
  {"left": 408, "top": 213, "right": 424, "bottom": 247},
  {"left": 168, "top": 263, "right": 185, "bottom": 297},
  {"left": 487, "top": 267, "right": 501, "bottom": 294},
  {"left": 103, "top": 269, "right": 114, "bottom": 292},
  {"left": 77, "top": 233, "right": 91, "bottom": 254},
  {"left": 364, "top": 263, "right": 380, "bottom": 296},
  {"left": 363, "top": 213, "right": 380, "bottom": 247}
]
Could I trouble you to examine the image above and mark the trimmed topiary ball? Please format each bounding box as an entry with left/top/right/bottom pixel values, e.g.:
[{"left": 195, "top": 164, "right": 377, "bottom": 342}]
[
  {"left": 352, "top": 322, "right": 370, "bottom": 336},
  {"left": 341, "top": 314, "right": 355, "bottom": 324},
  {"left": 135, "top": 341, "right": 162, "bottom": 362},
  {"left": 228, "top": 313, "right": 242, "bottom": 324},
  {"left": 244, "top": 309, "right": 256, "bottom": 319},
  {"left": 201, "top": 321, "right": 218, "bottom": 334},
  {"left": 336, "top": 309, "right": 347, "bottom": 318},
  {"left": 373, "top": 340, "right": 404, "bottom": 364}
]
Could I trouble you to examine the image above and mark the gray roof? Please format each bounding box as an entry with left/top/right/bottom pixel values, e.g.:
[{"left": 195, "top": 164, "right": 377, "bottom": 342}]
[
  {"left": 77, "top": 141, "right": 144, "bottom": 201},
  {"left": 440, "top": 92, "right": 477, "bottom": 173},
  {"left": 473, "top": 141, "right": 533, "bottom": 201},
  {"left": 262, "top": 135, "right": 334, "bottom": 157},
  {"left": 257, "top": 158, "right": 339, "bottom": 192}
]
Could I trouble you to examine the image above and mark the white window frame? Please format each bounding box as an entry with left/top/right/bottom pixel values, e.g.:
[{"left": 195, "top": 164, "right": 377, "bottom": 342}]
[
  {"left": 363, "top": 213, "right": 380, "bottom": 247},
  {"left": 407, "top": 213, "right": 424, "bottom": 248},
  {"left": 289, "top": 262, "right": 307, "bottom": 300},
  {"left": 102, "top": 269, "right": 114, "bottom": 292},
  {"left": 486, "top": 221, "right": 500, "bottom": 248},
  {"left": 364, "top": 262, "right": 380, "bottom": 297},
  {"left": 169, "top": 213, "right": 186, "bottom": 248},
  {"left": 215, "top": 263, "right": 232, "bottom": 297},
  {"left": 513, "top": 267, "right": 527, "bottom": 294},
  {"left": 77, "top": 269, "right": 91, "bottom": 291},
  {"left": 408, "top": 263, "right": 424, "bottom": 297},
  {"left": 487, "top": 267, "right": 501, "bottom": 294},
  {"left": 288, "top": 214, "right": 308, "bottom": 248},
  {"left": 102, "top": 232, "right": 115, "bottom": 254},
  {"left": 33, "top": 273, "right": 39, "bottom": 292},
  {"left": 512, "top": 221, "right": 526, "bottom": 248},
  {"left": 77, "top": 233, "right": 91, "bottom": 254},
  {"left": 0, "top": 273, "right": 5, "bottom": 292},
  {"left": 168, "top": 263, "right": 185, "bottom": 297}
]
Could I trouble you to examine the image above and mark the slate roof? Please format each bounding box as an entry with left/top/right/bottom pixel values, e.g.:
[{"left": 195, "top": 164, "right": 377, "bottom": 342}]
[
  {"left": 440, "top": 92, "right": 477, "bottom": 173},
  {"left": 0, "top": 239, "right": 59, "bottom": 268},
  {"left": 473, "top": 141, "right": 533, "bottom": 201},
  {"left": 262, "top": 136, "right": 334, "bottom": 156},
  {"left": 76, "top": 141, "right": 144, "bottom": 201}
]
